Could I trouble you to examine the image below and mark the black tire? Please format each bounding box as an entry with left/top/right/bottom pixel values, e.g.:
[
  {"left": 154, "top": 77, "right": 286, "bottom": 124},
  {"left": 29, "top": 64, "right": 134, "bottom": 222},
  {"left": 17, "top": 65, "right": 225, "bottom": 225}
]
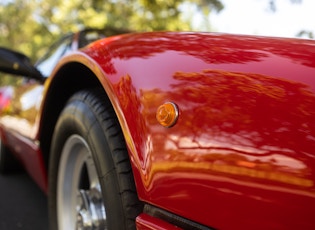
[
  {"left": 0, "top": 138, "right": 20, "bottom": 174},
  {"left": 48, "top": 89, "right": 143, "bottom": 230}
]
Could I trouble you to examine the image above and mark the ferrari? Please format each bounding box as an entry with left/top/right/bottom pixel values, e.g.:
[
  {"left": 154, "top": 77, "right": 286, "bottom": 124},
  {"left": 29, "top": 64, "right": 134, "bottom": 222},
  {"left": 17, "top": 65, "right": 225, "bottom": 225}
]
[{"left": 0, "top": 28, "right": 314, "bottom": 230}]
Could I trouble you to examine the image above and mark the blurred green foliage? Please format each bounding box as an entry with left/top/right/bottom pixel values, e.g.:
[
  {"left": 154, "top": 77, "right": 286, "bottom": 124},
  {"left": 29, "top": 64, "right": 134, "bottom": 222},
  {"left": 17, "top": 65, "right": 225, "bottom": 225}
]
[
  {"left": 0, "top": 0, "right": 223, "bottom": 86},
  {"left": 0, "top": 0, "right": 223, "bottom": 60}
]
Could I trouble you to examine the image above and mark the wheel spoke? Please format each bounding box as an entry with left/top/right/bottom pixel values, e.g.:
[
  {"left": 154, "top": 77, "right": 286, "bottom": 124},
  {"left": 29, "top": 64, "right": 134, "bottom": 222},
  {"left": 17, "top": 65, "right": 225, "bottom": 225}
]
[
  {"left": 85, "top": 155, "right": 99, "bottom": 189},
  {"left": 57, "top": 135, "right": 106, "bottom": 230}
]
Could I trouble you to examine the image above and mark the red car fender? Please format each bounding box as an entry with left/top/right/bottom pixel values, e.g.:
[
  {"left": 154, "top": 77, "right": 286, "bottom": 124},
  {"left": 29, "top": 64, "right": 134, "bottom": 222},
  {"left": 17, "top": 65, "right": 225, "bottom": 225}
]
[{"left": 37, "top": 32, "right": 315, "bottom": 229}]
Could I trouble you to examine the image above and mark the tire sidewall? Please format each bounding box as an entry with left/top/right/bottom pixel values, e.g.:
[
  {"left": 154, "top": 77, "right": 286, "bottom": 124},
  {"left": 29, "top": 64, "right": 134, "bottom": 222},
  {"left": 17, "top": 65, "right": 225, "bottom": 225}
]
[{"left": 49, "top": 93, "right": 126, "bottom": 230}]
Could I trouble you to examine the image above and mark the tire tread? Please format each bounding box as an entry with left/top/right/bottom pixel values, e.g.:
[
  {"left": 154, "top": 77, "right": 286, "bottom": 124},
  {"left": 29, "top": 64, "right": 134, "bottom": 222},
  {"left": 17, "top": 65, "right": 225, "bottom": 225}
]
[{"left": 50, "top": 88, "right": 142, "bottom": 230}]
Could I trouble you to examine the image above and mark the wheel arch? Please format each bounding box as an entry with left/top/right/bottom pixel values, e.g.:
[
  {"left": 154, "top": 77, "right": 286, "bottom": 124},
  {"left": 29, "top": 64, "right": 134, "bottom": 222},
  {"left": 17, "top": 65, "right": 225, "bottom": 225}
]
[
  {"left": 38, "top": 61, "right": 109, "bottom": 169},
  {"left": 38, "top": 53, "right": 144, "bottom": 201}
]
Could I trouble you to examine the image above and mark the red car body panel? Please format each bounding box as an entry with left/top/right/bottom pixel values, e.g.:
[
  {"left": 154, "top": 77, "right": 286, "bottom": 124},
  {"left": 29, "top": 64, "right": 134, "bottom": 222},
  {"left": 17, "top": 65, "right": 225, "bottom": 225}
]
[
  {"left": 1, "top": 32, "right": 315, "bottom": 229},
  {"left": 2, "top": 130, "right": 47, "bottom": 191},
  {"left": 136, "top": 214, "right": 183, "bottom": 230},
  {"left": 78, "top": 32, "right": 315, "bottom": 229}
]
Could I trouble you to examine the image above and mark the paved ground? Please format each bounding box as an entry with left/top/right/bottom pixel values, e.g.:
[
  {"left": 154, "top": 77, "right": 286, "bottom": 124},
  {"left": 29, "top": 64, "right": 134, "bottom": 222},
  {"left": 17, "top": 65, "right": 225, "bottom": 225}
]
[{"left": 0, "top": 171, "right": 48, "bottom": 230}]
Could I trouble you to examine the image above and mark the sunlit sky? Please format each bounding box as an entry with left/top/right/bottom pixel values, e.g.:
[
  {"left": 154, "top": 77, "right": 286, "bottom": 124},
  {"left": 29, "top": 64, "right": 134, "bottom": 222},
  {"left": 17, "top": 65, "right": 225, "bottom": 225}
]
[
  {"left": 1, "top": 0, "right": 314, "bottom": 38},
  {"left": 208, "top": 0, "right": 315, "bottom": 38}
]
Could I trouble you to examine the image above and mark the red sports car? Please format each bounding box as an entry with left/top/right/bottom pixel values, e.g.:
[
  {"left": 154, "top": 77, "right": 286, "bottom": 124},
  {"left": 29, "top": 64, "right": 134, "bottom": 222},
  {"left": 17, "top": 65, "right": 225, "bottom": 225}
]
[{"left": 0, "top": 29, "right": 314, "bottom": 230}]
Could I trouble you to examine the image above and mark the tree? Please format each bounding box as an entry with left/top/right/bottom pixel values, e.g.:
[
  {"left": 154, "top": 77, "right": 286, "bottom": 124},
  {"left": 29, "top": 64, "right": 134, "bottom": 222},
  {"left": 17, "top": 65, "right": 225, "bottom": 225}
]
[
  {"left": 0, "top": 0, "right": 223, "bottom": 86},
  {"left": 297, "top": 30, "right": 314, "bottom": 39},
  {"left": 0, "top": 0, "right": 224, "bottom": 60},
  {"left": 268, "top": 0, "right": 302, "bottom": 12}
]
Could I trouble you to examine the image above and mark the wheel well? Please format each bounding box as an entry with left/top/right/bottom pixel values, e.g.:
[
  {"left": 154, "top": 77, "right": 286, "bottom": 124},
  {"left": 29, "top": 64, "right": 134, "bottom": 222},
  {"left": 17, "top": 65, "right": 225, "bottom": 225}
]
[{"left": 39, "top": 62, "right": 105, "bottom": 168}]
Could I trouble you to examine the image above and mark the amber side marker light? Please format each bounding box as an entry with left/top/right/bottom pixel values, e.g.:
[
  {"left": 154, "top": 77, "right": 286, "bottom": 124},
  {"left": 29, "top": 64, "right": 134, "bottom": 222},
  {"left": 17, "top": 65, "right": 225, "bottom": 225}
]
[{"left": 156, "top": 102, "right": 179, "bottom": 128}]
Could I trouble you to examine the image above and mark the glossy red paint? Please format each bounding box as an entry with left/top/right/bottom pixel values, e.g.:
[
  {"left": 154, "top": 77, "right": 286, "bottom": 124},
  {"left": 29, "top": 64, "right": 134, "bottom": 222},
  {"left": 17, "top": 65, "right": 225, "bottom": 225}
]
[
  {"left": 1, "top": 32, "right": 314, "bottom": 229},
  {"left": 80, "top": 32, "right": 315, "bottom": 229},
  {"left": 0, "top": 83, "right": 47, "bottom": 192},
  {"left": 136, "top": 214, "right": 182, "bottom": 230},
  {"left": 3, "top": 130, "right": 47, "bottom": 192}
]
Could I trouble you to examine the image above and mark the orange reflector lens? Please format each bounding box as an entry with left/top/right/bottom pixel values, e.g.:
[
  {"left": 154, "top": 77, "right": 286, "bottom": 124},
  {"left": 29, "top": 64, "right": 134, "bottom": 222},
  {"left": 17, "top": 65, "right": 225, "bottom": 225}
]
[{"left": 156, "top": 102, "right": 179, "bottom": 128}]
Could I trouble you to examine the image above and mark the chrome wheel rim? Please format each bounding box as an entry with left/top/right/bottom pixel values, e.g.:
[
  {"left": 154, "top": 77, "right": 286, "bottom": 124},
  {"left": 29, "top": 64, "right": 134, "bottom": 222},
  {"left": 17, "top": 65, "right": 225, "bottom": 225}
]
[{"left": 57, "top": 134, "right": 106, "bottom": 230}]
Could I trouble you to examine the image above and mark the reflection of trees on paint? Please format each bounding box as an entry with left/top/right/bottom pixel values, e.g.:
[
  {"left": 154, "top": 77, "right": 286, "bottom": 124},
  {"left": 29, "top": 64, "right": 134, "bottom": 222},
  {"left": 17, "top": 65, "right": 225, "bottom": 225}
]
[
  {"left": 110, "top": 33, "right": 315, "bottom": 184},
  {"left": 88, "top": 32, "right": 315, "bottom": 75},
  {"left": 146, "top": 69, "right": 314, "bottom": 182},
  {"left": 167, "top": 69, "right": 315, "bottom": 157},
  {"left": 114, "top": 67, "right": 315, "bottom": 185},
  {"left": 114, "top": 74, "right": 150, "bottom": 162}
]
